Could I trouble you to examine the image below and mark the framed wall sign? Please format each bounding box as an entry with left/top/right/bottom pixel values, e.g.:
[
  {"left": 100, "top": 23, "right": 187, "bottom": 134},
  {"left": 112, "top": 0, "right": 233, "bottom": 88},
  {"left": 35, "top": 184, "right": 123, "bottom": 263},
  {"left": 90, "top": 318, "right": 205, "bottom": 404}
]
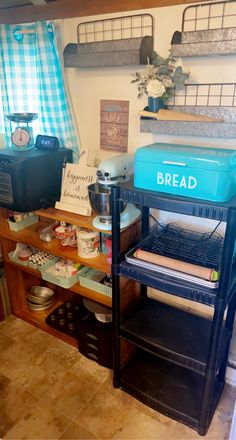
[
  {"left": 100, "top": 100, "right": 129, "bottom": 152},
  {"left": 55, "top": 151, "right": 97, "bottom": 216}
]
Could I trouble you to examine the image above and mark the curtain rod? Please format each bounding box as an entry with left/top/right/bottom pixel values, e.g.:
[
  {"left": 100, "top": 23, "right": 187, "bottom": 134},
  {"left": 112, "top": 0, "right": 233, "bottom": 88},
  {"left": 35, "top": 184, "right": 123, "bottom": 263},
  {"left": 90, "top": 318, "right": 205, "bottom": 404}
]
[
  {"left": 13, "top": 22, "right": 52, "bottom": 37},
  {"left": 15, "top": 29, "right": 35, "bottom": 34}
]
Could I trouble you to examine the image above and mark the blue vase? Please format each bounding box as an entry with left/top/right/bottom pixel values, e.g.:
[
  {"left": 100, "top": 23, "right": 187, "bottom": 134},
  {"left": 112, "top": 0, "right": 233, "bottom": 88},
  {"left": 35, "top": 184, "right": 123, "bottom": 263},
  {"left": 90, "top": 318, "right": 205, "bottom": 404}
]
[{"left": 148, "top": 96, "right": 166, "bottom": 113}]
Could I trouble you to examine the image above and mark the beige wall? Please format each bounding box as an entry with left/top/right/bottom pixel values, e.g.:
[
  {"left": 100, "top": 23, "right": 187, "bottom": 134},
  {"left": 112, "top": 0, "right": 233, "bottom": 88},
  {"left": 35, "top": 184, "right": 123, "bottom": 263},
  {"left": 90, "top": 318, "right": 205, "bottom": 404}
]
[
  {"left": 58, "top": 4, "right": 236, "bottom": 359},
  {"left": 58, "top": 1, "right": 231, "bottom": 240},
  {"left": 59, "top": 3, "right": 236, "bottom": 167}
]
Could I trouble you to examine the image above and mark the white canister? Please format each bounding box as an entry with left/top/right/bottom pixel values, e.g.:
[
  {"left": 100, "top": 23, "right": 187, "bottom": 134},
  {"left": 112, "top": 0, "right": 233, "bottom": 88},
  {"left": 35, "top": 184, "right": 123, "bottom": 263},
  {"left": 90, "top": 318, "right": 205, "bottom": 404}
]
[{"left": 76, "top": 229, "right": 100, "bottom": 258}]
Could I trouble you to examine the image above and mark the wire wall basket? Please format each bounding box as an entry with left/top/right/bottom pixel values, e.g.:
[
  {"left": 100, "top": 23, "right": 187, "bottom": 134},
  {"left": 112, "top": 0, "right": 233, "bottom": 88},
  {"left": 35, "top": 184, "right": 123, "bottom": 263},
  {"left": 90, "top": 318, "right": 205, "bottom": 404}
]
[
  {"left": 168, "top": 83, "right": 236, "bottom": 107},
  {"left": 182, "top": 0, "right": 236, "bottom": 33},
  {"left": 140, "top": 223, "right": 224, "bottom": 269},
  {"left": 77, "top": 14, "right": 154, "bottom": 44}
]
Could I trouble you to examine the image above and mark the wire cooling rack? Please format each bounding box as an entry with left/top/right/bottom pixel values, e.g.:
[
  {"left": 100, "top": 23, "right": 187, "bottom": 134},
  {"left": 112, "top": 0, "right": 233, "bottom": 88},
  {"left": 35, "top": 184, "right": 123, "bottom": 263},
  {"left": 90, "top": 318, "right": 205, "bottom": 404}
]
[{"left": 140, "top": 223, "right": 223, "bottom": 269}]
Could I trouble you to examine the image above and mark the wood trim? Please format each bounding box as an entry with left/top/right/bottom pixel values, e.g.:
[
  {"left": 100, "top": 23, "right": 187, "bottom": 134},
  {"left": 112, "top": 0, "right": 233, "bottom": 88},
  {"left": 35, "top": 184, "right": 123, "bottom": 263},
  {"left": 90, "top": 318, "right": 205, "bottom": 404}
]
[
  {"left": 0, "top": 0, "right": 212, "bottom": 24},
  {"left": 0, "top": 294, "right": 5, "bottom": 322}
]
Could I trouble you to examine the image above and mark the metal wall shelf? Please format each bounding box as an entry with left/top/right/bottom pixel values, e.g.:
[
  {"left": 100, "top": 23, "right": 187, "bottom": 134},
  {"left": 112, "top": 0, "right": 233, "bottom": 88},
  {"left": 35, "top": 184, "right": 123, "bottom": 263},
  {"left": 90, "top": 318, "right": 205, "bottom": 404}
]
[
  {"left": 171, "top": 1, "right": 236, "bottom": 57},
  {"left": 63, "top": 14, "right": 153, "bottom": 68},
  {"left": 141, "top": 111, "right": 236, "bottom": 138},
  {"left": 141, "top": 82, "right": 236, "bottom": 138}
]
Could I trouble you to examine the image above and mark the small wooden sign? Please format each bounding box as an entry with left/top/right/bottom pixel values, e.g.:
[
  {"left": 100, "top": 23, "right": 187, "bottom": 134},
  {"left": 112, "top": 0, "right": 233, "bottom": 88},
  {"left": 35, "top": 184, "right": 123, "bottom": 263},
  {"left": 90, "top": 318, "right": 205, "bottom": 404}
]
[
  {"left": 55, "top": 151, "right": 97, "bottom": 216},
  {"left": 100, "top": 100, "right": 129, "bottom": 152}
]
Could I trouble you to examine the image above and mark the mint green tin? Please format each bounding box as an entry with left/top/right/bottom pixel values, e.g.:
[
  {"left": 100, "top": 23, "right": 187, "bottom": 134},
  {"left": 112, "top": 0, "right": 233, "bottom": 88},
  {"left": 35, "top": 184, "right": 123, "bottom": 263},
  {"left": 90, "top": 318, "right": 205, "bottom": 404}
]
[{"left": 134, "top": 143, "right": 236, "bottom": 202}]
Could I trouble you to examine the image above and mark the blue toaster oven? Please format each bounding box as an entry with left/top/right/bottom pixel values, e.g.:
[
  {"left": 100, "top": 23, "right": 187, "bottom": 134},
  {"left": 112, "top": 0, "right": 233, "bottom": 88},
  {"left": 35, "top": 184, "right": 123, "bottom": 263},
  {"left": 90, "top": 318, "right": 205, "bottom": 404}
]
[{"left": 134, "top": 143, "right": 236, "bottom": 202}]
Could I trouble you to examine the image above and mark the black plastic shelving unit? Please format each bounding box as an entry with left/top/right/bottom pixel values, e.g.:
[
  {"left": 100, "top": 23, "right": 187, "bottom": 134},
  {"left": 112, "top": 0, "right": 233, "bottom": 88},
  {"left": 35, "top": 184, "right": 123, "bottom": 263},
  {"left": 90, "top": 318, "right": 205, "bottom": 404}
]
[{"left": 111, "top": 181, "right": 236, "bottom": 436}]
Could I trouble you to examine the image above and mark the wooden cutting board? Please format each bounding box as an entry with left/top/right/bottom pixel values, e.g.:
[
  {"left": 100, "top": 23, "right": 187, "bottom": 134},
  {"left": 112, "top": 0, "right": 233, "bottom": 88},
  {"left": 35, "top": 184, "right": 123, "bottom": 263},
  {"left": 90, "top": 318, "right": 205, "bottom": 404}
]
[{"left": 139, "top": 108, "right": 224, "bottom": 123}]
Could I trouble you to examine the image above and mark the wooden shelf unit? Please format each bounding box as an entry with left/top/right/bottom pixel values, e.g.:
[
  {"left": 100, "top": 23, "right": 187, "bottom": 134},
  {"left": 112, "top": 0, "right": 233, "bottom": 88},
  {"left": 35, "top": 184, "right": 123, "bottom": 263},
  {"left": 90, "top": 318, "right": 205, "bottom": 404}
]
[
  {"left": 15, "top": 300, "right": 78, "bottom": 347},
  {"left": 35, "top": 208, "right": 100, "bottom": 231},
  {"left": 0, "top": 207, "right": 139, "bottom": 346}
]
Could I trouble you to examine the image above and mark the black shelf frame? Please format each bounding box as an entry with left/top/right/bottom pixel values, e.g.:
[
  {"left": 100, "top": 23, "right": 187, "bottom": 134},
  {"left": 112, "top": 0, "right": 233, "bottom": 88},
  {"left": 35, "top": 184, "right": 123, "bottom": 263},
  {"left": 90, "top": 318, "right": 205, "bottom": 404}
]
[
  {"left": 116, "top": 258, "right": 236, "bottom": 308},
  {"left": 118, "top": 260, "right": 217, "bottom": 306},
  {"left": 120, "top": 349, "right": 224, "bottom": 434},
  {"left": 120, "top": 297, "right": 231, "bottom": 374},
  {"left": 118, "top": 179, "right": 236, "bottom": 221},
  {"left": 111, "top": 182, "right": 236, "bottom": 436}
]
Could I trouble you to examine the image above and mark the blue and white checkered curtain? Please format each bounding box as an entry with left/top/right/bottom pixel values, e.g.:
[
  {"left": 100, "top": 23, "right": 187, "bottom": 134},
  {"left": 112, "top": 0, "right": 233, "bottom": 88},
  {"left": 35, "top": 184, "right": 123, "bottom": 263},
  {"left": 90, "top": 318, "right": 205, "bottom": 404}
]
[{"left": 0, "top": 21, "right": 79, "bottom": 155}]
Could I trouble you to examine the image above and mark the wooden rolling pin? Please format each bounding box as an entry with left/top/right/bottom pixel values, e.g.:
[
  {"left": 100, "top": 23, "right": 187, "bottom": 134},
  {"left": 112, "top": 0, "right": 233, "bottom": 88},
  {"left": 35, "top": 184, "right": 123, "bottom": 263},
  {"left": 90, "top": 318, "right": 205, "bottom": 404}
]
[
  {"left": 139, "top": 108, "right": 223, "bottom": 123},
  {"left": 134, "top": 248, "right": 219, "bottom": 281}
]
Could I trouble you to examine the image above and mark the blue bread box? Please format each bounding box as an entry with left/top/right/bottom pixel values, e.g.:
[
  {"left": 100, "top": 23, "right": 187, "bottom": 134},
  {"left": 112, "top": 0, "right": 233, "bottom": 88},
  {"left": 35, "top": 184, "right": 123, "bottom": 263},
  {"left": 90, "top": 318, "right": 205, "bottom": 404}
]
[{"left": 134, "top": 143, "right": 236, "bottom": 202}]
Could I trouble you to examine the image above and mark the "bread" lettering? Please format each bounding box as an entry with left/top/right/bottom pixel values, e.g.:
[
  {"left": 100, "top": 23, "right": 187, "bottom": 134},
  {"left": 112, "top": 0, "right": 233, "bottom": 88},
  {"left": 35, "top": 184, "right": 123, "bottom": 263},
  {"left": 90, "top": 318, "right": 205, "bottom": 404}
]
[{"left": 157, "top": 172, "right": 197, "bottom": 190}]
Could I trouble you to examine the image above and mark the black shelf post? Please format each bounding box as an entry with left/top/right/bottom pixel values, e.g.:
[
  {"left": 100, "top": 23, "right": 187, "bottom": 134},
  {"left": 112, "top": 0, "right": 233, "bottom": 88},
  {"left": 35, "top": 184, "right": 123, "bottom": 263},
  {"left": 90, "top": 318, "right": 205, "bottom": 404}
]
[
  {"left": 216, "top": 208, "right": 236, "bottom": 302},
  {"left": 111, "top": 185, "right": 121, "bottom": 388},
  {"left": 141, "top": 206, "right": 149, "bottom": 238},
  {"left": 198, "top": 207, "right": 236, "bottom": 431},
  {"left": 140, "top": 206, "right": 149, "bottom": 298}
]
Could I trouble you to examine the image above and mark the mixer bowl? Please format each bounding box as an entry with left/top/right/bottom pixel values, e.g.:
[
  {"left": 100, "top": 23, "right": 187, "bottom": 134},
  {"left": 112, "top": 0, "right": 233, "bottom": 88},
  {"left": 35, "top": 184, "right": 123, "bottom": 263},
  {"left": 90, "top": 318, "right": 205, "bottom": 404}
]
[{"left": 88, "top": 183, "right": 127, "bottom": 217}]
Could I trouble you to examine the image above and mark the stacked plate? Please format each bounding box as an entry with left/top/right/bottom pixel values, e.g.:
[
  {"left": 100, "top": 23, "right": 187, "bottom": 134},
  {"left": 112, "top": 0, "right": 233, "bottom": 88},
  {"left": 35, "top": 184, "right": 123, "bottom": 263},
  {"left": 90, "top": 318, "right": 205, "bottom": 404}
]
[
  {"left": 27, "top": 286, "right": 55, "bottom": 311},
  {"left": 83, "top": 298, "right": 112, "bottom": 323}
]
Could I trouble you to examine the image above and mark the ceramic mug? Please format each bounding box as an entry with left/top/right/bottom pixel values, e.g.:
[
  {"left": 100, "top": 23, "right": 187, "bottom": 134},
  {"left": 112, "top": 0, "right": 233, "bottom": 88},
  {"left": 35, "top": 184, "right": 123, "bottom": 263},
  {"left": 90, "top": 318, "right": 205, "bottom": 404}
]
[{"left": 76, "top": 229, "right": 100, "bottom": 258}]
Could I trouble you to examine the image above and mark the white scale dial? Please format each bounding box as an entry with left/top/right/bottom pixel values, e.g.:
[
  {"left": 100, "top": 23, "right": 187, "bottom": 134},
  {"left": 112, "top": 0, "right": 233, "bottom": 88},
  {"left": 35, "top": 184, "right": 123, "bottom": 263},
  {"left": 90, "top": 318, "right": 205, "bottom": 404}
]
[{"left": 11, "top": 128, "right": 31, "bottom": 147}]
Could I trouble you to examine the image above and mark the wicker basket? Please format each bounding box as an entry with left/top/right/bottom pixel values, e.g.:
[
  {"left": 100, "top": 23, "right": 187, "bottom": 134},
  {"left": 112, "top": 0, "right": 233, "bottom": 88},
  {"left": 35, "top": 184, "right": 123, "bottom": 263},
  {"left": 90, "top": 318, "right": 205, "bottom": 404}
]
[
  {"left": 7, "top": 214, "right": 38, "bottom": 231},
  {"left": 78, "top": 267, "right": 112, "bottom": 297}
]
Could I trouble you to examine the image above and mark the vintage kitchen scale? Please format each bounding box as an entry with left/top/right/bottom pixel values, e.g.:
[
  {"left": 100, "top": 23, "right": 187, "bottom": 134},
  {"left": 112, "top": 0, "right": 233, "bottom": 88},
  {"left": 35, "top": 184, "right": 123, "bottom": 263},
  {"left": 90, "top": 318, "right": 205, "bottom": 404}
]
[
  {"left": 5, "top": 113, "right": 38, "bottom": 150},
  {"left": 88, "top": 154, "right": 141, "bottom": 231}
]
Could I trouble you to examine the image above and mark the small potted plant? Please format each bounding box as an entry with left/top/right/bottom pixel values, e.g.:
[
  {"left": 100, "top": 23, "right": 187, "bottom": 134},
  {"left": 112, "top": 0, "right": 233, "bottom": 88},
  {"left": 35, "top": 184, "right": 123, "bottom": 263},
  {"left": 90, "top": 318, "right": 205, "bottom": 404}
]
[{"left": 131, "top": 51, "right": 189, "bottom": 112}]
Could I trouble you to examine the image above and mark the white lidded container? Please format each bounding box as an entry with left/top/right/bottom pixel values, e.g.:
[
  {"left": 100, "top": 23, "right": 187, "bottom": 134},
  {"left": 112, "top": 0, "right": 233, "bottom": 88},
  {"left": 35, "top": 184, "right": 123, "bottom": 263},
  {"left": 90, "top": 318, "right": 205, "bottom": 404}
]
[{"left": 76, "top": 228, "right": 100, "bottom": 258}]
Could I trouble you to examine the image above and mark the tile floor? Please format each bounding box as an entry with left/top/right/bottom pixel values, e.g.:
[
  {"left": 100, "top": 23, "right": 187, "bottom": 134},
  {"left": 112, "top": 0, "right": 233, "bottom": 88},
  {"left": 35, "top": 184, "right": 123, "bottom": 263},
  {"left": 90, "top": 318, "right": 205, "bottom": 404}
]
[{"left": 0, "top": 315, "right": 235, "bottom": 439}]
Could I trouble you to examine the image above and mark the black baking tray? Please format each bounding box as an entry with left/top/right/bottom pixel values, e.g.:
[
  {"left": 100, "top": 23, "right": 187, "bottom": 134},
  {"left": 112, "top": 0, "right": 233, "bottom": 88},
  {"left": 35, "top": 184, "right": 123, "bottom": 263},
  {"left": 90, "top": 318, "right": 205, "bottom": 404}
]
[{"left": 45, "top": 301, "right": 85, "bottom": 337}]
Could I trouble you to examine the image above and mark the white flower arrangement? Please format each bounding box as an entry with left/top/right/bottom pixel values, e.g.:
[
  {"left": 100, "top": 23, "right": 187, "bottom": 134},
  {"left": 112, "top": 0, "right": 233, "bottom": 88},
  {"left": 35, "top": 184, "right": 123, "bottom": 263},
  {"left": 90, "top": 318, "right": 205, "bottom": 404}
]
[
  {"left": 131, "top": 51, "right": 189, "bottom": 103},
  {"left": 146, "top": 79, "right": 166, "bottom": 99}
]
